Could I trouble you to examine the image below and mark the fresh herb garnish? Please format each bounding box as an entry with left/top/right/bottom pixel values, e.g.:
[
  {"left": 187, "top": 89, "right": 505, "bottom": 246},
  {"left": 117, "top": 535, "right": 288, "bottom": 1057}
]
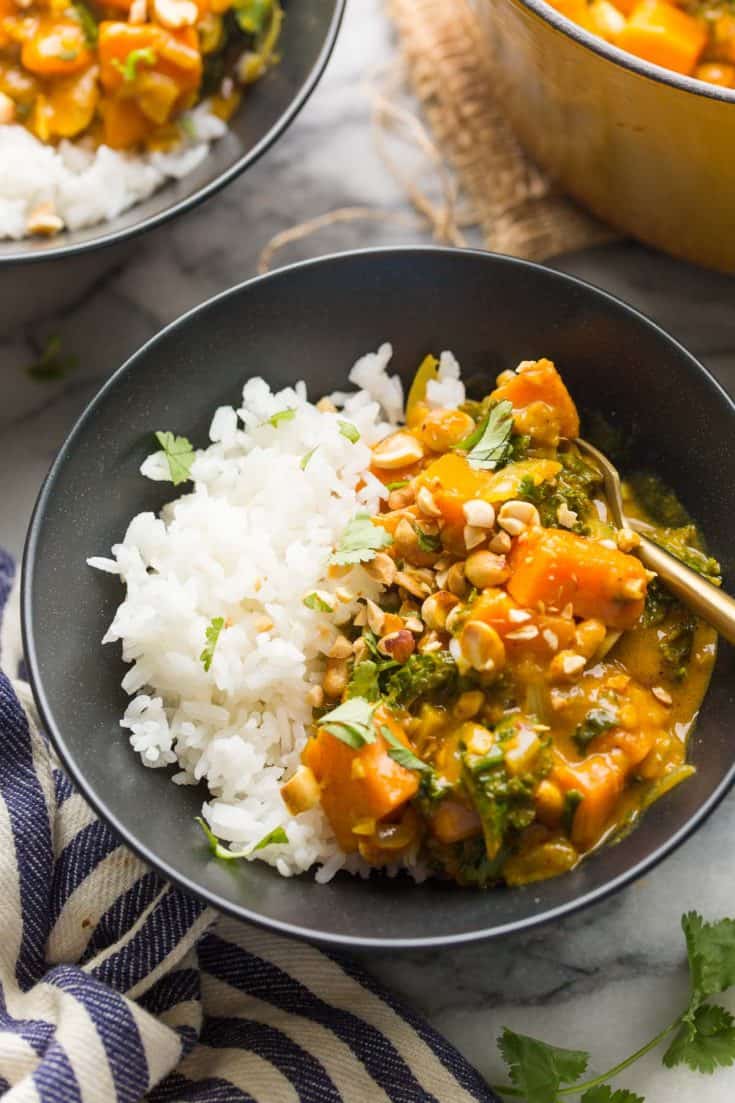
[
  {"left": 200, "top": 616, "right": 224, "bottom": 672},
  {"left": 113, "top": 46, "right": 157, "bottom": 82},
  {"left": 303, "top": 592, "right": 333, "bottom": 613},
  {"left": 457, "top": 400, "right": 514, "bottom": 470},
  {"left": 492, "top": 911, "right": 735, "bottom": 1102},
  {"left": 338, "top": 419, "right": 360, "bottom": 443},
  {"left": 300, "top": 446, "right": 317, "bottom": 470},
  {"left": 72, "top": 2, "right": 98, "bottom": 44},
  {"left": 380, "top": 725, "right": 430, "bottom": 771},
  {"left": 330, "top": 513, "right": 393, "bottom": 566},
  {"left": 154, "top": 430, "right": 196, "bottom": 486},
  {"left": 233, "top": 0, "right": 273, "bottom": 33},
  {"left": 573, "top": 707, "right": 617, "bottom": 753},
  {"left": 386, "top": 480, "right": 409, "bottom": 491},
  {"left": 25, "top": 334, "right": 78, "bottom": 382},
  {"left": 415, "top": 525, "right": 442, "bottom": 553},
  {"left": 347, "top": 660, "right": 381, "bottom": 701},
  {"left": 319, "top": 696, "right": 376, "bottom": 748},
  {"left": 266, "top": 407, "right": 296, "bottom": 427},
  {"left": 197, "top": 817, "right": 288, "bottom": 859}
]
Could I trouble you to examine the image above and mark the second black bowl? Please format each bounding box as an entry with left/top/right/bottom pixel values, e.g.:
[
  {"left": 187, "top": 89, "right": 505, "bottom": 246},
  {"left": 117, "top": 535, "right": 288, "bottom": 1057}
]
[{"left": 22, "top": 247, "right": 735, "bottom": 947}]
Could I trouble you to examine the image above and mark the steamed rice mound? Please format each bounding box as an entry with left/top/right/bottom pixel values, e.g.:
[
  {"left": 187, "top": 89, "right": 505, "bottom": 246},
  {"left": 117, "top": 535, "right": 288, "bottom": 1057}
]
[{"left": 90, "top": 345, "right": 464, "bottom": 881}]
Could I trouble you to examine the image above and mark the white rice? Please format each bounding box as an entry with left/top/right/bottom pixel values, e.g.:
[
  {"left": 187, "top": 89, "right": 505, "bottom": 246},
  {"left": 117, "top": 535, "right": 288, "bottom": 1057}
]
[
  {"left": 89, "top": 344, "right": 465, "bottom": 880},
  {"left": 0, "top": 101, "right": 226, "bottom": 240}
]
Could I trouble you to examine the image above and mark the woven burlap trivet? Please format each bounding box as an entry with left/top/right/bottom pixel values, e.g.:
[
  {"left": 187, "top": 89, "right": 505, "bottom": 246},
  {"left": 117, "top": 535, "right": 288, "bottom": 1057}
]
[{"left": 387, "top": 0, "right": 614, "bottom": 260}]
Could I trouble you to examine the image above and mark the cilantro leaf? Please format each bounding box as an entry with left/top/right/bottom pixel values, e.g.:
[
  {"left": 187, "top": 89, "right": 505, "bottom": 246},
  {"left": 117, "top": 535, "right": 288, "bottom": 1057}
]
[
  {"left": 267, "top": 408, "right": 296, "bottom": 428},
  {"left": 197, "top": 818, "right": 288, "bottom": 859},
  {"left": 347, "top": 660, "right": 381, "bottom": 701},
  {"left": 154, "top": 430, "right": 196, "bottom": 486},
  {"left": 319, "top": 696, "right": 376, "bottom": 747},
  {"left": 682, "top": 912, "right": 735, "bottom": 1005},
  {"left": 499, "top": 1027, "right": 589, "bottom": 1103},
  {"left": 330, "top": 513, "right": 393, "bottom": 566},
  {"left": 415, "top": 526, "right": 442, "bottom": 553},
  {"left": 112, "top": 46, "right": 157, "bottom": 82},
  {"left": 72, "top": 2, "right": 98, "bottom": 44},
  {"left": 200, "top": 616, "right": 224, "bottom": 672},
  {"left": 338, "top": 419, "right": 360, "bottom": 443},
  {"left": 233, "top": 0, "right": 272, "bottom": 33},
  {"left": 380, "top": 725, "right": 430, "bottom": 771},
  {"left": 386, "top": 480, "right": 409, "bottom": 490},
  {"left": 459, "top": 401, "right": 514, "bottom": 470},
  {"left": 581, "top": 1089, "right": 644, "bottom": 1103},
  {"left": 301, "top": 446, "right": 317, "bottom": 470},
  {"left": 664, "top": 1004, "right": 735, "bottom": 1074},
  {"left": 303, "top": 592, "right": 334, "bottom": 613}
]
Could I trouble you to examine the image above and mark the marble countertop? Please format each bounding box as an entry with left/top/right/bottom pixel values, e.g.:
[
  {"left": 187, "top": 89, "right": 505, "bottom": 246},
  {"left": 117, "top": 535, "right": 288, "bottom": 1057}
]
[{"left": 2, "top": 2, "right": 734, "bottom": 1099}]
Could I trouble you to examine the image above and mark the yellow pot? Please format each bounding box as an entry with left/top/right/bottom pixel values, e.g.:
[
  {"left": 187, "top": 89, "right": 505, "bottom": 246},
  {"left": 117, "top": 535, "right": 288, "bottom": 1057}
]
[{"left": 477, "top": 0, "right": 735, "bottom": 271}]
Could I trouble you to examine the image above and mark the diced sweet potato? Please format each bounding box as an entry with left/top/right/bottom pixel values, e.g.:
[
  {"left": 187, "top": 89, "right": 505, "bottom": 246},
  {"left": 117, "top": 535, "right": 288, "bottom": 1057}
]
[
  {"left": 22, "top": 17, "right": 93, "bottom": 77},
  {"left": 508, "top": 527, "right": 648, "bottom": 629},
  {"left": 302, "top": 715, "right": 419, "bottom": 852},
  {"left": 491, "top": 359, "right": 580, "bottom": 439},
  {"left": 617, "top": 0, "right": 707, "bottom": 75},
  {"left": 420, "top": 453, "right": 561, "bottom": 528},
  {"left": 552, "top": 754, "right": 626, "bottom": 849}
]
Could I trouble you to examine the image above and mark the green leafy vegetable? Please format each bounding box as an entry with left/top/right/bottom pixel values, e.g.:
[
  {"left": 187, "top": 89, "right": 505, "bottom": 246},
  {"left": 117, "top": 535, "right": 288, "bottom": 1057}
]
[
  {"left": 112, "top": 46, "right": 157, "bottom": 82},
  {"left": 415, "top": 526, "right": 442, "bottom": 553},
  {"left": 338, "top": 419, "right": 360, "bottom": 443},
  {"left": 386, "top": 480, "right": 409, "bottom": 490},
  {"left": 384, "top": 650, "right": 457, "bottom": 709},
  {"left": 26, "top": 334, "right": 78, "bottom": 382},
  {"left": 233, "top": 0, "right": 272, "bottom": 33},
  {"left": 628, "top": 472, "right": 691, "bottom": 529},
  {"left": 659, "top": 611, "right": 697, "bottom": 682},
  {"left": 380, "top": 725, "right": 430, "bottom": 772},
  {"left": 462, "top": 733, "right": 549, "bottom": 861},
  {"left": 197, "top": 817, "right": 288, "bottom": 859},
  {"left": 267, "top": 408, "right": 296, "bottom": 428},
  {"left": 573, "top": 707, "right": 618, "bottom": 753},
  {"left": 330, "top": 513, "right": 393, "bottom": 566},
  {"left": 303, "top": 592, "right": 333, "bottom": 613},
  {"left": 319, "top": 696, "right": 376, "bottom": 748},
  {"left": 492, "top": 911, "right": 735, "bottom": 1102},
  {"left": 457, "top": 400, "right": 514, "bottom": 470},
  {"left": 346, "top": 660, "right": 381, "bottom": 702},
  {"left": 499, "top": 1028, "right": 589, "bottom": 1103},
  {"left": 300, "top": 446, "right": 317, "bottom": 470},
  {"left": 154, "top": 430, "right": 196, "bottom": 486},
  {"left": 518, "top": 449, "right": 602, "bottom": 533},
  {"left": 72, "top": 2, "right": 98, "bottom": 44},
  {"left": 562, "top": 788, "right": 584, "bottom": 835},
  {"left": 200, "top": 616, "right": 224, "bottom": 672}
]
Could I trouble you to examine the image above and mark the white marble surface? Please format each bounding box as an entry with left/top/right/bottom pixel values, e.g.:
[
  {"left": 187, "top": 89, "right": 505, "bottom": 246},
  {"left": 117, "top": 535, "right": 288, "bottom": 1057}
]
[{"left": 2, "top": 2, "right": 735, "bottom": 1100}]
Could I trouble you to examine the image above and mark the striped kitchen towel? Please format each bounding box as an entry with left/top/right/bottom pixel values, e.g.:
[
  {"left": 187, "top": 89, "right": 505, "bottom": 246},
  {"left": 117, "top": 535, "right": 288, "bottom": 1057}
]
[{"left": 0, "top": 548, "right": 498, "bottom": 1103}]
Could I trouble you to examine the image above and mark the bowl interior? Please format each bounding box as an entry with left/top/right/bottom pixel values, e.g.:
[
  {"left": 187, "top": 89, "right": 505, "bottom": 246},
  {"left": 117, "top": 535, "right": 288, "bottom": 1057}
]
[
  {"left": 0, "top": 0, "right": 343, "bottom": 263},
  {"left": 23, "top": 248, "right": 735, "bottom": 946}
]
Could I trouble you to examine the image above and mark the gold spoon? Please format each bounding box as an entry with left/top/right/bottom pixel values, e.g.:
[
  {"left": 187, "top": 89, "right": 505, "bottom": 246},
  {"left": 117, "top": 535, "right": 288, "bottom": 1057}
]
[{"left": 574, "top": 438, "right": 735, "bottom": 646}]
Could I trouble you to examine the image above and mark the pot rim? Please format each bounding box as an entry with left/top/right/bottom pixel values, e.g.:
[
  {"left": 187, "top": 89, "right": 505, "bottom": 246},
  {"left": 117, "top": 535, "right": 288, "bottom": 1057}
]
[{"left": 508, "top": 0, "right": 735, "bottom": 104}]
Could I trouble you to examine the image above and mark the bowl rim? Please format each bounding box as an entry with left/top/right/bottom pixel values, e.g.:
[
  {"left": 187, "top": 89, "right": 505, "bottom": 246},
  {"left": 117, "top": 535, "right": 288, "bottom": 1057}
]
[
  {"left": 21, "top": 245, "right": 735, "bottom": 948},
  {"left": 1, "top": 0, "right": 346, "bottom": 266},
  {"left": 508, "top": 0, "right": 735, "bottom": 104}
]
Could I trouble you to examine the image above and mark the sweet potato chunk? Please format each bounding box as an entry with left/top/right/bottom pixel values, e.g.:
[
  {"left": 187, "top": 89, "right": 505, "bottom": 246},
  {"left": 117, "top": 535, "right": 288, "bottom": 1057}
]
[
  {"left": 617, "top": 0, "right": 707, "bottom": 75},
  {"left": 508, "top": 527, "right": 648, "bottom": 629},
  {"left": 302, "top": 717, "right": 419, "bottom": 852},
  {"left": 491, "top": 359, "right": 580, "bottom": 440}
]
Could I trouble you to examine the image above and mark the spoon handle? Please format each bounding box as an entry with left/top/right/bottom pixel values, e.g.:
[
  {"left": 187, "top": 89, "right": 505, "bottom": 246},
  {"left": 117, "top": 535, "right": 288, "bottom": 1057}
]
[{"left": 637, "top": 534, "right": 735, "bottom": 647}]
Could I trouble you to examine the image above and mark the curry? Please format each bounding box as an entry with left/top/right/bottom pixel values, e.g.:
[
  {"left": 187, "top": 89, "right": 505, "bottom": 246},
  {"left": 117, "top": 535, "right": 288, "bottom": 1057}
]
[
  {"left": 549, "top": 0, "right": 735, "bottom": 86},
  {"left": 282, "top": 358, "right": 719, "bottom": 888},
  {"left": 0, "top": 0, "right": 281, "bottom": 148}
]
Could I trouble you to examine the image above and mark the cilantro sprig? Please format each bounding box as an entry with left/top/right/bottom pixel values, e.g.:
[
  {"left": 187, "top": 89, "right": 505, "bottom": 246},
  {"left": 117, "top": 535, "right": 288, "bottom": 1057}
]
[
  {"left": 154, "top": 430, "right": 196, "bottom": 486},
  {"left": 493, "top": 912, "right": 735, "bottom": 1102},
  {"left": 197, "top": 817, "right": 288, "bottom": 859},
  {"left": 456, "top": 399, "right": 514, "bottom": 470},
  {"left": 330, "top": 513, "right": 393, "bottom": 566},
  {"left": 200, "top": 616, "right": 224, "bottom": 672},
  {"left": 113, "top": 46, "right": 157, "bottom": 82},
  {"left": 319, "top": 696, "right": 376, "bottom": 748}
]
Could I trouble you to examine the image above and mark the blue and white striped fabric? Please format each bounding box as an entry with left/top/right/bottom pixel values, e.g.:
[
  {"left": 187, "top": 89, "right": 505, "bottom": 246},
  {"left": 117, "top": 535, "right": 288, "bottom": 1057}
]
[{"left": 0, "top": 549, "right": 499, "bottom": 1103}]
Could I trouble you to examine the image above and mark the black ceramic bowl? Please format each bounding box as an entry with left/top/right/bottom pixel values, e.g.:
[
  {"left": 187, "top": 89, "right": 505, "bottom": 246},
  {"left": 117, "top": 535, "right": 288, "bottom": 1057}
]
[
  {"left": 23, "top": 247, "right": 735, "bottom": 947},
  {"left": 0, "top": 0, "right": 344, "bottom": 264}
]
